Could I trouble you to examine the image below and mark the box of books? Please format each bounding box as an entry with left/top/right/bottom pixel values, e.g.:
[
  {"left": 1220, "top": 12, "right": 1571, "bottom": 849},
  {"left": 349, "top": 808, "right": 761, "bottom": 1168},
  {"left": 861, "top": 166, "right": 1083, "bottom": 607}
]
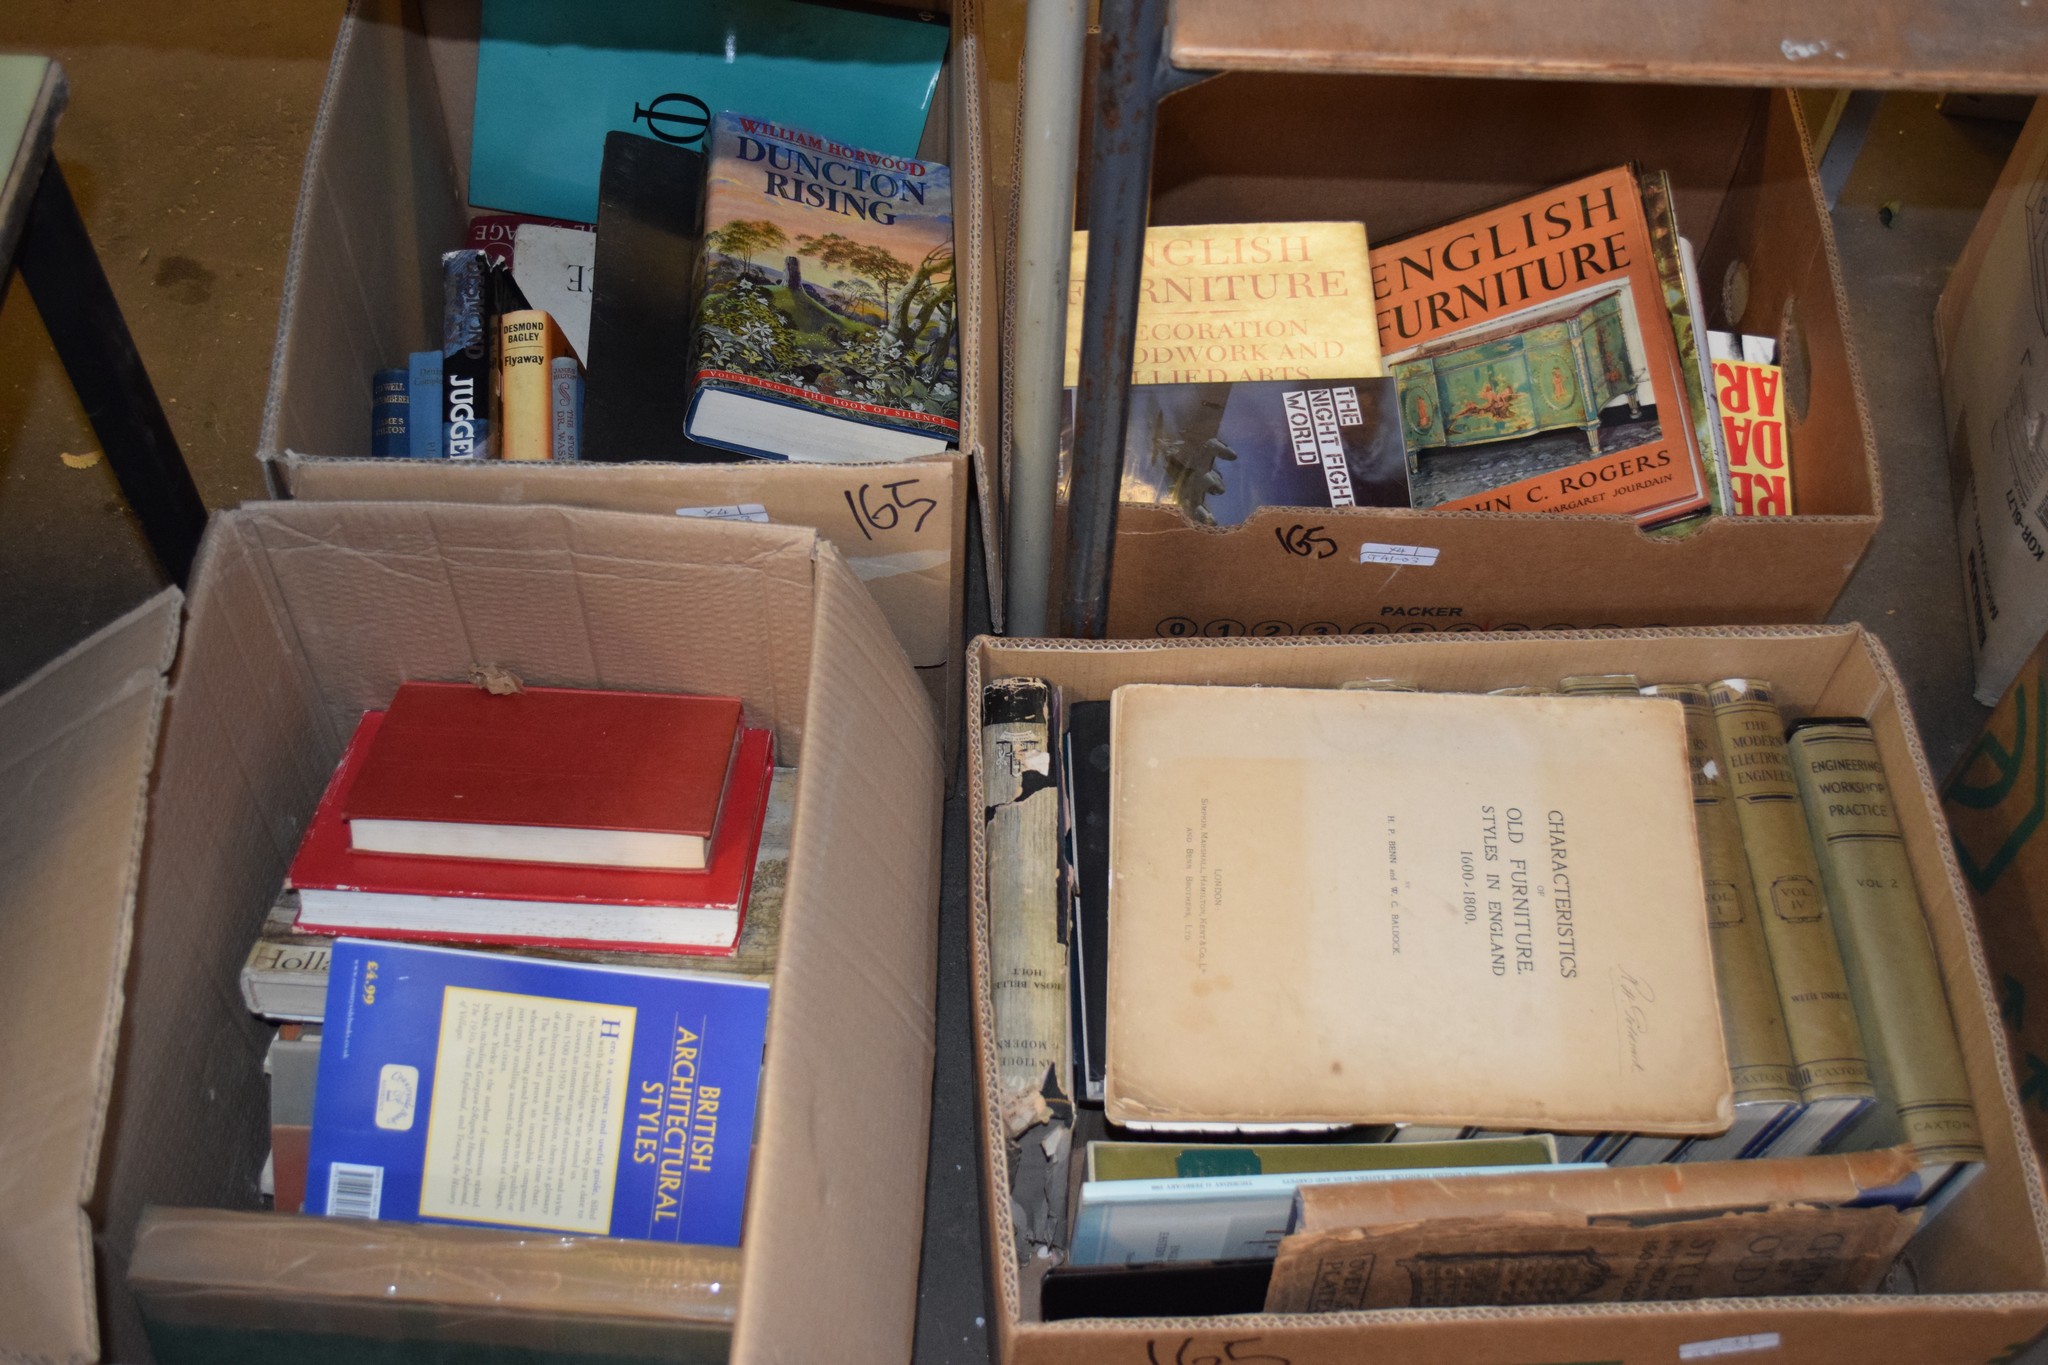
[
  {"left": 967, "top": 628, "right": 2048, "bottom": 1362},
  {"left": 255, "top": 0, "right": 1007, "bottom": 754},
  {"left": 997, "top": 76, "right": 1878, "bottom": 637},
  {"left": 19, "top": 501, "right": 940, "bottom": 1364}
]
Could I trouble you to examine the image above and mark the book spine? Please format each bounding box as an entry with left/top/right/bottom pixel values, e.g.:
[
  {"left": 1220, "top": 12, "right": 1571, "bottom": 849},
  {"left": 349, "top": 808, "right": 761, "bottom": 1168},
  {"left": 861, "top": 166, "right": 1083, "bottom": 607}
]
[
  {"left": 982, "top": 677, "right": 1073, "bottom": 1252},
  {"left": 1558, "top": 674, "right": 1641, "bottom": 695},
  {"left": 407, "top": 351, "right": 444, "bottom": 458},
  {"left": 1708, "top": 679, "right": 1874, "bottom": 1104},
  {"left": 1639, "top": 174, "right": 1730, "bottom": 518},
  {"left": 551, "top": 356, "right": 583, "bottom": 461},
  {"left": 371, "top": 369, "right": 409, "bottom": 457},
  {"left": 441, "top": 249, "right": 495, "bottom": 458},
  {"left": 499, "top": 310, "right": 556, "bottom": 461},
  {"left": 1788, "top": 721, "right": 1984, "bottom": 1166},
  {"left": 1644, "top": 685, "right": 1799, "bottom": 1106}
]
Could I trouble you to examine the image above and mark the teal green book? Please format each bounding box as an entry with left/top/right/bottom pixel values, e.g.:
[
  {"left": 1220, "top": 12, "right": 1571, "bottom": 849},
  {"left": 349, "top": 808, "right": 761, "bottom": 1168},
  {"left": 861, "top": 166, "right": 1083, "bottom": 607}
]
[
  {"left": 471, "top": 0, "right": 948, "bottom": 224},
  {"left": 1085, "top": 1133, "right": 1557, "bottom": 1182}
]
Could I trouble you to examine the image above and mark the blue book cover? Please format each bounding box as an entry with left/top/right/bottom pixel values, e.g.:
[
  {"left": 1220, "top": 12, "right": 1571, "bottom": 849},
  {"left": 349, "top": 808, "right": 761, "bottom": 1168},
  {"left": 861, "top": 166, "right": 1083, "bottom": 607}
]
[
  {"left": 306, "top": 939, "right": 769, "bottom": 1245},
  {"left": 472, "top": 0, "right": 949, "bottom": 224},
  {"left": 371, "top": 368, "right": 409, "bottom": 457},
  {"left": 407, "top": 350, "right": 444, "bottom": 458}
]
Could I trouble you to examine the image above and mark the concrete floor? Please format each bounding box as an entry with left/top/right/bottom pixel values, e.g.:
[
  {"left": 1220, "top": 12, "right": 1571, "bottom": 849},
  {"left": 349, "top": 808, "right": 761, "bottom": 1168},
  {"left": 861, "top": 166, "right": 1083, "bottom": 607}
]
[{"left": 0, "top": 7, "right": 2034, "bottom": 1360}]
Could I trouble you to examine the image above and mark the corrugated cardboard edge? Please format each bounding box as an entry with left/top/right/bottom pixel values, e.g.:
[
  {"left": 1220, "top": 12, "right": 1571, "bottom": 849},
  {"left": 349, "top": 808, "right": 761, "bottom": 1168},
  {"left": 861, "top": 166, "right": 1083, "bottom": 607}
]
[
  {"left": 0, "top": 590, "right": 181, "bottom": 1365},
  {"left": 967, "top": 627, "right": 2048, "bottom": 1361},
  {"left": 954, "top": 0, "right": 1004, "bottom": 632}
]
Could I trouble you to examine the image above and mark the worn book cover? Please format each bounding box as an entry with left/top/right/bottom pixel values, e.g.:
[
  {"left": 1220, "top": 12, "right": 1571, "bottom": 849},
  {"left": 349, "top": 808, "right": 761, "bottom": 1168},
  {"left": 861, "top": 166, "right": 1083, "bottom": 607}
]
[
  {"left": 1103, "top": 685, "right": 1730, "bottom": 1132},
  {"left": 1087, "top": 1134, "right": 1556, "bottom": 1182},
  {"left": 1790, "top": 719, "right": 1983, "bottom": 1179},
  {"left": 1372, "top": 167, "right": 1710, "bottom": 524},
  {"left": 306, "top": 940, "right": 768, "bottom": 1245},
  {"left": 1057, "top": 377, "right": 1409, "bottom": 526},
  {"left": 1708, "top": 680, "right": 1875, "bottom": 1133},
  {"left": 1266, "top": 1205, "right": 1915, "bottom": 1311},
  {"left": 687, "top": 112, "right": 957, "bottom": 460}
]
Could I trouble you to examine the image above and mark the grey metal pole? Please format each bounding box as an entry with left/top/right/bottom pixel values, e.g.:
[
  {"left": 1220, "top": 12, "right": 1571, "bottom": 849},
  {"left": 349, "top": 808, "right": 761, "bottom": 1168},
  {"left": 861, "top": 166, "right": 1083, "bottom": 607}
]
[
  {"left": 1062, "top": 0, "right": 1202, "bottom": 637},
  {"left": 1004, "top": 0, "right": 1089, "bottom": 636}
]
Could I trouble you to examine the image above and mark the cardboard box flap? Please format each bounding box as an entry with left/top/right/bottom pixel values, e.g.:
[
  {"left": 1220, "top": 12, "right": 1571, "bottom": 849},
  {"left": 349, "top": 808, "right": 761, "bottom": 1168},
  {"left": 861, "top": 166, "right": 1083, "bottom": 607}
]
[{"left": 0, "top": 589, "right": 181, "bottom": 1364}]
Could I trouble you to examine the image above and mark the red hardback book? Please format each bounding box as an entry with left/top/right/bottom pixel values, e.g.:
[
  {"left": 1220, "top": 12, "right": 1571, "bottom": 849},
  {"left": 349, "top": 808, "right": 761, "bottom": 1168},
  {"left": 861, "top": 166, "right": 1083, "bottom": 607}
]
[
  {"left": 343, "top": 682, "right": 743, "bottom": 870},
  {"left": 292, "top": 711, "right": 774, "bottom": 953}
]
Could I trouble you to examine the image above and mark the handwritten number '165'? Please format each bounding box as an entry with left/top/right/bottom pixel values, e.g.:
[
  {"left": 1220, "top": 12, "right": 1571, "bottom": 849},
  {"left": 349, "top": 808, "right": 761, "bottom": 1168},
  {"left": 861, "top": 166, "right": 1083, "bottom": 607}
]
[
  {"left": 1274, "top": 525, "right": 1339, "bottom": 559},
  {"left": 1146, "top": 1337, "right": 1291, "bottom": 1365},
  {"left": 844, "top": 479, "right": 939, "bottom": 540}
]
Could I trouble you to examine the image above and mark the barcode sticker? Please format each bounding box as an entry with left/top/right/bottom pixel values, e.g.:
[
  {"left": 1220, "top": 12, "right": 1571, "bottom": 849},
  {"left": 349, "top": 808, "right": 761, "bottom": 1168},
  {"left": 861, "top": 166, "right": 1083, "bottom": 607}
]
[
  {"left": 1680, "top": 1333, "right": 1781, "bottom": 1360},
  {"left": 1359, "top": 542, "right": 1440, "bottom": 568},
  {"left": 325, "top": 1162, "right": 384, "bottom": 1219}
]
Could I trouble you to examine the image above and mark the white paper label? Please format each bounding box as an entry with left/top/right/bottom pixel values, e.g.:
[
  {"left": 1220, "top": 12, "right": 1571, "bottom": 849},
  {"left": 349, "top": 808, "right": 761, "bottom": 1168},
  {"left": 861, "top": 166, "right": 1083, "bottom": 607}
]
[
  {"left": 1358, "top": 542, "right": 1440, "bottom": 567},
  {"left": 676, "top": 503, "right": 771, "bottom": 524},
  {"left": 1680, "top": 1333, "right": 1782, "bottom": 1360}
]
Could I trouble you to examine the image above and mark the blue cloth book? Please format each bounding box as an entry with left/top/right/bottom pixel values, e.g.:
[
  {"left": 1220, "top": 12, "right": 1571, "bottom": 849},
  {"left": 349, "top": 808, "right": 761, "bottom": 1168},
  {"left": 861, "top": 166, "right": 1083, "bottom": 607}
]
[
  {"left": 471, "top": 0, "right": 949, "bottom": 224},
  {"left": 407, "top": 350, "right": 444, "bottom": 458},
  {"left": 371, "top": 368, "right": 409, "bottom": 457},
  {"left": 305, "top": 939, "right": 769, "bottom": 1246}
]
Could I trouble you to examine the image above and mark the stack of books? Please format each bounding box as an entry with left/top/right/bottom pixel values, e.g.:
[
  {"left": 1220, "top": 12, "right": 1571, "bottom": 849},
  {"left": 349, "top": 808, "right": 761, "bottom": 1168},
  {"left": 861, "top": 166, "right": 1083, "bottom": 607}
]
[
  {"left": 983, "top": 673, "right": 1984, "bottom": 1316},
  {"left": 240, "top": 681, "right": 793, "bottom": 1257}
]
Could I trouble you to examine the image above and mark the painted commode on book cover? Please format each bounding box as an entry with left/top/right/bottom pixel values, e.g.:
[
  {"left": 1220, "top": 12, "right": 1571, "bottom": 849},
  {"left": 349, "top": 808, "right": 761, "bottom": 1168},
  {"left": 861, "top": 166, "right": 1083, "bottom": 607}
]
[{"left": 305, "top": 939, "right": 768, "bottom": 1246}]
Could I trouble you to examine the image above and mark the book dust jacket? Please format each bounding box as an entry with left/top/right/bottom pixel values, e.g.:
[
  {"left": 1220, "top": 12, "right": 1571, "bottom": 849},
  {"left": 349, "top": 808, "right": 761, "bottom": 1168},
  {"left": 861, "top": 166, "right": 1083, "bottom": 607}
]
[
  {"left": 689, "top": 111, "right": 958, "bottom": 447},
  {"left": 305, "top": 940, "right": 768, "bottom": 1245},
  {"left": 1373, "top": 167, "right": 1711, "bottom": 525}
]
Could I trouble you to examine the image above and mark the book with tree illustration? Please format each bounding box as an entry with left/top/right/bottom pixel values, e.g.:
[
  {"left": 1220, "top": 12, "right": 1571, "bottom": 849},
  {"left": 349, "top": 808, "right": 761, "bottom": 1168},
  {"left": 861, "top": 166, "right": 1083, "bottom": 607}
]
[{"left": 686, "top": 111, "right": 958, "bottom": 462}]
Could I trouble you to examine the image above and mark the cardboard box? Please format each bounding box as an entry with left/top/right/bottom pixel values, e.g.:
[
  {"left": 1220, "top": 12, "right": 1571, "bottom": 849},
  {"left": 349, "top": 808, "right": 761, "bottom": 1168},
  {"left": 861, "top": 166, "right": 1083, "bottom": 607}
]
[
  {"left": 1935, "top": 101, "right": 2048, "bottom": 704},
  {"left": 6, "top": 501, "right": 941, "bottom": 1363},
  {"left": 967, "top": 628, "right": 2048, "bottom": 1364},
  {"left": 256, "top": 0, "right": 1012, "bottom": 747},
  {"left": 991, "top": 76, "right": 1879, "bottom": 636},
  {"left": 1947, "top": 634, "right": 2048, "bottom": 1168}
]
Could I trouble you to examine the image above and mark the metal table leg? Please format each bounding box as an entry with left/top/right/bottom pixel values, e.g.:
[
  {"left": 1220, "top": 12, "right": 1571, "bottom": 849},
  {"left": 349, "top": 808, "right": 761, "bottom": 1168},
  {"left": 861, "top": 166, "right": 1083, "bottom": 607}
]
[
  {"left": 15, "top": 159, "right": 208, "bottom": 585},
  {"left": 1060, "top": 0, "right": 1204, "bottom": 637}
]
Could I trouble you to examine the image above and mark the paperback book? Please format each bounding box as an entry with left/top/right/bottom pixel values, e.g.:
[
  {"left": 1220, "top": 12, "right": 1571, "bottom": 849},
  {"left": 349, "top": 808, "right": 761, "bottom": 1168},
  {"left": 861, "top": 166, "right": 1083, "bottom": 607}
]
[
  {"left": 686, "top": 112, "right": 958, "bottom": 462},
  {"left": 305, "top": 940, "right": 769, "bottom": 1245}
]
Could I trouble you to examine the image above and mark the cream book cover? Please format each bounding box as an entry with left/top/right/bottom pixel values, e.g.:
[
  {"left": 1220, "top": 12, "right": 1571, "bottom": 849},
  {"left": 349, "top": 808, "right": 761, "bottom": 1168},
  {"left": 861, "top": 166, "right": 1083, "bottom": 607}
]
[
  {"left": 1105, "top": 685, "right": 1731, "bottom": 1132},
  {"left": 1064, "top": 222, "right": 1384, "bottom": 387}
]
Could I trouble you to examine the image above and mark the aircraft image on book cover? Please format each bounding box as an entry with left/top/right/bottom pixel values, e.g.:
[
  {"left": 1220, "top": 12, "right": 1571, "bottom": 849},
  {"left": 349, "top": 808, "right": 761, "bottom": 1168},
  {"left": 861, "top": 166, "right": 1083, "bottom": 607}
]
[{"left": 1058, "top": 376, "right": 1407, "bottom": 527}]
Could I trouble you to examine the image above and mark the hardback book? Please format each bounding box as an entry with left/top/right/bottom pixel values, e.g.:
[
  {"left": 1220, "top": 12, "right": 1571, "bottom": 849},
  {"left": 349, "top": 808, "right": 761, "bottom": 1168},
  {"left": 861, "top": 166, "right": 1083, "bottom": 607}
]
[
  {"left": 1104, "top": 684, "right": 1731, "bottom": 1133},
  {"left": 1086, "top": 1134, "right": 1557, "bottom": 1183},
  {"left": 1643, "top": 683, "right": 1802, "bottom": 1164},
  {"left": 1789, "top": 718, "right": 1984, "bottom": 1194},
  {"left": 406, "top": 350, "right": 443, "bottom": 459},
  {"left": 1558, "top": 673, "right": 1642, "bottom": 695},
  {"left": 687, "top": 113, "right": 958, "bottom": 463},
  {"left": 1267, "top": 1205, "right": 1916, "bottom": 1311},
  {"left": 499, "top": 310, "right": 576, "bottom": 461},
  {"left": 371, "top": 369, "right": 409, "bottom": 458},
  {"left": 441, "top": 249, "right": 527, "bottom": 460},
  {"left": 304, "top": 940, "right": 769, "bottom": 1246},
  {"left": 1708, "top": 679, "right": 1876, "bottom": 1154},
  {"left": 291, "top": 717, "right": 774, "bottom": 953},
  {"left": 1070, "top": 1162, "right": 1561, "bottom": 1267},
  {"left": 1680, "top": 239, "right": 1734, "bottom": 511},
  {"left": 248, "top": 770, "right": 796, "bottom": 1022},
  {"left": 345, "top": 682, "right": 743, "bottom": 869},
  {"left": 1373, "top": 166, "right": 1712, "bottom": 525},
  {"left": 550, "top": 356, "right": 583, "bottom": 462},
  {"left": 1711, "top": 333, "right": 1793, "bottom": 515},
  {"left": 1291, "top": 1144, "right": 1919, "bottom": 1234},
  {"left": 469, "top": 0, "right": 948, "bottom": 223},
  {"left": 465, "top": 212, "right": 589, "bottom": 267},
  {"left": 982, "top": 678, "right": 1073, "bottom": 1253},
  {"left": 1640, "top": 171, "right": 1733, "bottom": 517},
  {"left": 511, "top": 223, "right": 595, "bottom": 364},
  {"left": 1063, "top": 700, "right": 1110, "bottom": 1104},
  {"left": 1057, "top": 377, "right": 1409, "bottom": 527},
  {"left": 242, "top": 894, "right": 334, "bottom": 1021},
  {"left": 266, "top": 1025, "right": 321, "bottom": 1214},
  {"left": 583, "top": 131, "right": 728, "bottom": 464}
]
